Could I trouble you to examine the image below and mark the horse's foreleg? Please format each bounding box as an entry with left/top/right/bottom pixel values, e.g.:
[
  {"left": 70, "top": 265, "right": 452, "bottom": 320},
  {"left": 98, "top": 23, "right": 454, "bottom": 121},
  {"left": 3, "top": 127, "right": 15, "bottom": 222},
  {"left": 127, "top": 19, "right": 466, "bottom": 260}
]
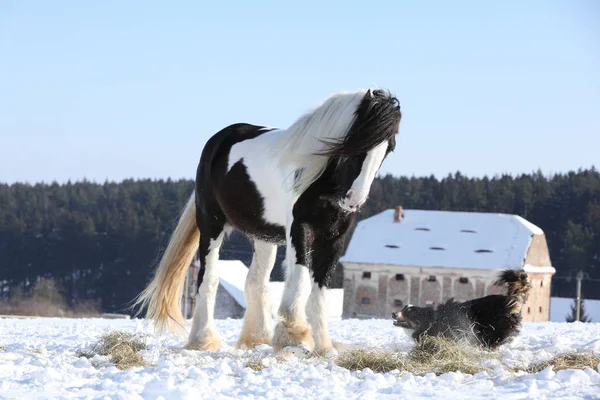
[
  {"left": 237, "top": 240, "right": 277, "bottom": 349},
  {"left": 307, "top": 283, "right": 334, "bottom": 354},
  {"left": 306, "top": 233, "right": 348, "bottom": 356},
  {"left": 272, "top": 224, "right": 315, "bottom": 355},
  {"left": 185, "top": 230, "right": 224, "bottom": 351}
]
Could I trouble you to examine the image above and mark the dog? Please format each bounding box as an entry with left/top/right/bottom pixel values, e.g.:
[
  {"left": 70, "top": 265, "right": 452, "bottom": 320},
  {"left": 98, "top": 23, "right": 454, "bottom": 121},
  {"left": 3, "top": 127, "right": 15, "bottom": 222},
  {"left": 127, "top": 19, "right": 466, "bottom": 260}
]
[{"left": 392, "top": 269, "right": 532, "bottom": 350}]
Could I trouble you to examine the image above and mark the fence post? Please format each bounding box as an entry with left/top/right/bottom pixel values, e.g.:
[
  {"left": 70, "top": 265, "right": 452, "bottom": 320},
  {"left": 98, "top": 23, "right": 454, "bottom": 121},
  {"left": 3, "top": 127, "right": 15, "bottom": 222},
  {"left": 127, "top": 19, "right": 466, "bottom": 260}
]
[{"left": 575, "top": 271, "right": 583, "bottom": 322}]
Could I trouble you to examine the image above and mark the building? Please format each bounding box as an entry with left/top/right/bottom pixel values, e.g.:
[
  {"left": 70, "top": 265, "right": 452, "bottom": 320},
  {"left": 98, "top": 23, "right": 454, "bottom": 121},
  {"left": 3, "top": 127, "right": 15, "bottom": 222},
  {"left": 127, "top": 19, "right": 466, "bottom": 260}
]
[
  {"left": 181, "top": 259, "right": 247, "bottom": 319},
  {"left": 340, "top": 206, "right": 556, "bottom": 322},
  {"left": 181, "top": 258, "right": 344, "bottom": 320}
]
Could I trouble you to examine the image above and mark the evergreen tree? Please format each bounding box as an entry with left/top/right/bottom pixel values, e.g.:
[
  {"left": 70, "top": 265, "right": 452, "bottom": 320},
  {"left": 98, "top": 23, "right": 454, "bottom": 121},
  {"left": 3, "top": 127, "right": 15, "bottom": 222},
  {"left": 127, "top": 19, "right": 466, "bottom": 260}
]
[
  {"left": 0, "top": 167, "right": 599, "bottom": 314},
  {"left": 566, "top": 297, "right": 592, "bottom": 322}
]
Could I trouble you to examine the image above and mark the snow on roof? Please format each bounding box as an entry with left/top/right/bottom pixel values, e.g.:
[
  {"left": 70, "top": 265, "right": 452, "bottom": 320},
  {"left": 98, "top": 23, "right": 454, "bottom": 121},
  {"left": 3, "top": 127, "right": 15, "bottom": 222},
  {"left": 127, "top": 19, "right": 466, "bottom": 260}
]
[
  {"left": 340, "top": 208, "right": 544, "bottom": 271},
  {"left": 550, "top": 297, "right": 600, "bottom": 323},
  {"left": 216, "top": 260, "right": 248, "bottom": 308}
]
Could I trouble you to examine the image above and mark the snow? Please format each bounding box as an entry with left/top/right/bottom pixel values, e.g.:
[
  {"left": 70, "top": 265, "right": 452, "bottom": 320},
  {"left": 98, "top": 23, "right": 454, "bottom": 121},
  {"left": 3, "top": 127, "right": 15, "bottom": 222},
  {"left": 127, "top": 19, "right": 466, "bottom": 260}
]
[
  {"left": 341, "top": 209, "right": 545, "bottom": 271},
  {"left": 216, "top": 260, "right": 250, "bottom": 309},
  {"left": 523, "top": 264, "right": 557, "bottom": 274},
  {"left": 551, "top": 297, "right": 600, "bottom": 323},
  {"left": 1, "top": 317, "right": 599, "bottom": 399}
]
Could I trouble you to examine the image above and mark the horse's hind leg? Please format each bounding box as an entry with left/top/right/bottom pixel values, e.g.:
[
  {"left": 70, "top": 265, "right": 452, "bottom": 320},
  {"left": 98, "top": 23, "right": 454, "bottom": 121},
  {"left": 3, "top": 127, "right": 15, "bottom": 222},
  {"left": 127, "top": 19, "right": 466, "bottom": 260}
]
[
  {"left": 237, "top": 240, "right": 277, "bottom": 349},
  {"left": 185, "top": 222, "right": 225, "bottom": 351}
]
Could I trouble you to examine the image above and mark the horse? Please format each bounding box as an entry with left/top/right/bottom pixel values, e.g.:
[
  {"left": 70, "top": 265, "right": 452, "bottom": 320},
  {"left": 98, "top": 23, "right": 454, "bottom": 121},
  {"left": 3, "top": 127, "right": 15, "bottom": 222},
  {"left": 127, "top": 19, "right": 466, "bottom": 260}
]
[{"left": 133, "top": 88, "right": 402, "bottom": 356}]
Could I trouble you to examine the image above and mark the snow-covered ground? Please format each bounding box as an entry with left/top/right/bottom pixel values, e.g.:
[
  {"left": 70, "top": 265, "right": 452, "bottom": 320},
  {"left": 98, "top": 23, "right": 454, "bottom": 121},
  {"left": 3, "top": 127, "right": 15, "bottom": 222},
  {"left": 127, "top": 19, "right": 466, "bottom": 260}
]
[{"left": 1, "top": 317, "right": 600, "bottom": 399}]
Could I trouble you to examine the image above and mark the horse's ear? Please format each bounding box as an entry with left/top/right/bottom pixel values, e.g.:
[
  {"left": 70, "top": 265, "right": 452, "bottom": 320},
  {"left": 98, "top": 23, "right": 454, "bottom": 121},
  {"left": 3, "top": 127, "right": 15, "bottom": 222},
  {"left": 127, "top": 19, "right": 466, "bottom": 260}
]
[{"left": 364, "top": 89, "right": 372, "bottom": 99}]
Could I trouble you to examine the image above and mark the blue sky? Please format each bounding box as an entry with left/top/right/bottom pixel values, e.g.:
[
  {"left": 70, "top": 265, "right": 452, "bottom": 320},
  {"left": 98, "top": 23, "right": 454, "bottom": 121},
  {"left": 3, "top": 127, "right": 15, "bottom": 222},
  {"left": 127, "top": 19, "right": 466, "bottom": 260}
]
[{"left": 1, "top": 0, "right": 598, "bottom": 184}]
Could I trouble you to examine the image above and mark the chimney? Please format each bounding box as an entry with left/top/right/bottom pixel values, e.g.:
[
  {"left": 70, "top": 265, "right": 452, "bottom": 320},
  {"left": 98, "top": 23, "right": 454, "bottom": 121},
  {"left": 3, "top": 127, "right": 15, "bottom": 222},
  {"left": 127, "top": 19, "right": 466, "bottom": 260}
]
[{"left": 393, "top": 205, "right": 404, "bottom": 222}]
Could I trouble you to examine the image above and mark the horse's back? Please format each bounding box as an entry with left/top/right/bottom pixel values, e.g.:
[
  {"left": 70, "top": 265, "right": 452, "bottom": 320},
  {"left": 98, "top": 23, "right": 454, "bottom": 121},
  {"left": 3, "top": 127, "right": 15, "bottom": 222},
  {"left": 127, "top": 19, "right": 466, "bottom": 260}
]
[{"left": 196, "top": 123, "right": 290, "bottom": 243}]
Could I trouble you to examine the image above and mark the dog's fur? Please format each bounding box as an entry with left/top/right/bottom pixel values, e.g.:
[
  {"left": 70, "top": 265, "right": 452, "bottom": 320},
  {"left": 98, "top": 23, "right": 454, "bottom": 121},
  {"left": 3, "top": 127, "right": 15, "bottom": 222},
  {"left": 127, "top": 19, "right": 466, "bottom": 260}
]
[{"left": 392, "top": 269, "right": 532, "bottom": 350}]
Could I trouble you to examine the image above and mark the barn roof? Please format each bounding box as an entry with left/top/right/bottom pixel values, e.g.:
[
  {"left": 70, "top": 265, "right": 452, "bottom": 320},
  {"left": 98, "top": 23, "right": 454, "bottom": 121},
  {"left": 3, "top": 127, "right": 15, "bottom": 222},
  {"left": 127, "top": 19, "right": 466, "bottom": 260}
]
[{"left": 340, "top": 208, "right": 549, "bottom": 271}]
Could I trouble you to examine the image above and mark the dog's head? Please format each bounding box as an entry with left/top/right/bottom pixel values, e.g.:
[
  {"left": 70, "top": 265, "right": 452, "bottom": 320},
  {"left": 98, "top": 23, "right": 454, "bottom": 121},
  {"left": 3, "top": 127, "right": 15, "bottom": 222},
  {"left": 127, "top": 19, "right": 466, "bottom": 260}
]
[{"left": 392, "top": 305, "right": 434, "bottom": 331}]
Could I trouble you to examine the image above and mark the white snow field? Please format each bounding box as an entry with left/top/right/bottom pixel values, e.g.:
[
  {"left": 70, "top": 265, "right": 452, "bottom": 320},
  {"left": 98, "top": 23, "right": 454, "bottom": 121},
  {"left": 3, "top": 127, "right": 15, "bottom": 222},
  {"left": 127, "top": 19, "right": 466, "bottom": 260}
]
[{"left": 1, "top": 317, "right": 600, "bottom": 400}]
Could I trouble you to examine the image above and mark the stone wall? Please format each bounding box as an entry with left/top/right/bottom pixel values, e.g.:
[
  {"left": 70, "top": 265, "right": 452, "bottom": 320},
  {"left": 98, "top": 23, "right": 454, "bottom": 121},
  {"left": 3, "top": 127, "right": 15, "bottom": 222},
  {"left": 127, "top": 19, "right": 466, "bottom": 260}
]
[{"left": 342, "top": 263, "right": 554, "bottom": 322}]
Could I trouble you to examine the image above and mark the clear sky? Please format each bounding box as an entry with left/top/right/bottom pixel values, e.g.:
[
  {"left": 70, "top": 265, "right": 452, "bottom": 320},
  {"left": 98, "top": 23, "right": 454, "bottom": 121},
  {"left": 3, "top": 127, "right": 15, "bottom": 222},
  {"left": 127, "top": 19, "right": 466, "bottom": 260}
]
[{"left": 1, "top": 0, "right": 598, "bottom": 184}]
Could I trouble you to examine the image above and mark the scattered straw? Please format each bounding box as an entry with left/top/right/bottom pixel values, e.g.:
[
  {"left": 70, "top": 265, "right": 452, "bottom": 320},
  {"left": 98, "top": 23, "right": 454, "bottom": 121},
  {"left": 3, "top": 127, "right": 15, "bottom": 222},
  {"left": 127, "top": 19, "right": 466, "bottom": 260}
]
[
  {"left": 336, "top": 347, "right": 409, "bottom": 373},
  {"left": 528, "top": 352, "right": 600, "bottom": 373},
  {"left": 337, "top": 336, "right": 498, "bottom": 376},
  {"left": 245, "top": 356, "right": 267, "bottom": 372},
  {"left": 410, "top": 336, "right": 496, "bottom": 375},
  {"left": 79, "top": 331, "right": 148, "bottom": 370}
]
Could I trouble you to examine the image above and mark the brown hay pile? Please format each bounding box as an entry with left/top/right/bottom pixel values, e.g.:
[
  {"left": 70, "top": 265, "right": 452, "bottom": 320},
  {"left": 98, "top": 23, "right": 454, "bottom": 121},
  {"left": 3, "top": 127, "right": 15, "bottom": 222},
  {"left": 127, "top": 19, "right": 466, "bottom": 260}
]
[
  {"left": 337, "top": 336, "right": 497, "bottom": 375},
  {"left": 79, "top": 331, "right": 148, "bottom": 370},
  {"left": 336, "top": 347, "right": 409, "bottom": 373},
  {"left": 528, "top": 352, "right": 600, "bottom": 373}
]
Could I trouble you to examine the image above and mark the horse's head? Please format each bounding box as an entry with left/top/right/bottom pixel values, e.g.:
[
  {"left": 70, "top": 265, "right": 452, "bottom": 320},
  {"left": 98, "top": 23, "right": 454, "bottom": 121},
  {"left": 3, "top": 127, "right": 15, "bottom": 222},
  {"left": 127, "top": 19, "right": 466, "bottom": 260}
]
[{"left": 321, "top": 89, "right": 401, "bottom": 212}]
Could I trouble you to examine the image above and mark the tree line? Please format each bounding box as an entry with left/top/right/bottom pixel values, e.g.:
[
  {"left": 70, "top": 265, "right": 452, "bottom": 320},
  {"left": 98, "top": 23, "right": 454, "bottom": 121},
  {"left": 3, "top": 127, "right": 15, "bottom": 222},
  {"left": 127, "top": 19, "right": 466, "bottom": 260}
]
[{"left": 0, "top": 167, "right": 598, "bottom": 315}]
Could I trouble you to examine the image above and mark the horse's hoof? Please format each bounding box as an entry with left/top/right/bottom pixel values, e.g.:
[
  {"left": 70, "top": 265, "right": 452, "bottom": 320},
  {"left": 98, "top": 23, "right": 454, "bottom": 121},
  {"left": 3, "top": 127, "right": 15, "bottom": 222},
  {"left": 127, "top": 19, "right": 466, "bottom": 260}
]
[{"left": 184, "top": 334, "right": 222, "bottom": 352}]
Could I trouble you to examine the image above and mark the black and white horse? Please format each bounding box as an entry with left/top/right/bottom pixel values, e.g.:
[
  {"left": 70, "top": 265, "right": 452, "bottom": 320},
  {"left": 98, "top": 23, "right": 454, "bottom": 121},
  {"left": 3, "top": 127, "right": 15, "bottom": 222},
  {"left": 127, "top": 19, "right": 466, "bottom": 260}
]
[{"left": 134, "top": 88, "right": 401, "bottom": 356}]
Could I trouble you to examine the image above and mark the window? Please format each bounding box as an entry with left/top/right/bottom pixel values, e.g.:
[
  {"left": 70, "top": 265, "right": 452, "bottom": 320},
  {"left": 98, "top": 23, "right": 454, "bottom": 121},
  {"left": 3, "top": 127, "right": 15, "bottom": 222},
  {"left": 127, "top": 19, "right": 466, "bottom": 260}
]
[
  {"left": 385, "top": 244, "right": 400, "bottom": 249},
  {"left": 394, "top": 299, "right": 403, "bottom": 307},
  {"left": 395, "top": 273, "right": 405, "bottom": 281},
  {"left": 540, "top": 281, "right": 544, "bottom": 287},
  {"left": 459, "top": 277, "right": 469, "bottom": 284},
  {"left": 539, "top": 306, "right": 543, "bottom": 313},
  {"left": 428, "top": 275, "right": 437, "bottom": 282},
  {"left": 527, "top": 307, "right": 531, "bottom": 314},
  {"left": 361, "top": 297, "right": 370, "bottom": 305},
  {"left": 362, "top": 272, "right": 371, "bottom": 279}
]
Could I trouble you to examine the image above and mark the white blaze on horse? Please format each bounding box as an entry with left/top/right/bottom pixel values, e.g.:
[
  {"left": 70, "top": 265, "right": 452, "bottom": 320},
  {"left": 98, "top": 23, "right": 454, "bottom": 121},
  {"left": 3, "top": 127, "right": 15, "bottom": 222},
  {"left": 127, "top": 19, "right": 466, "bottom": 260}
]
[{"left": 133, "top": 88, "right": 402, "bottom": 356}]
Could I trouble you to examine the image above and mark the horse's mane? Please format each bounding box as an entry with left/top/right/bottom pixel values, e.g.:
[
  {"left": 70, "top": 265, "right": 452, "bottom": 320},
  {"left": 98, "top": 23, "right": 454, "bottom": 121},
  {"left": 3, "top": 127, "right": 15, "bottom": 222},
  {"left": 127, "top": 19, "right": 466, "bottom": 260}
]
[{"left": 270, "top": 88, "right": 400, "bottom": 194}]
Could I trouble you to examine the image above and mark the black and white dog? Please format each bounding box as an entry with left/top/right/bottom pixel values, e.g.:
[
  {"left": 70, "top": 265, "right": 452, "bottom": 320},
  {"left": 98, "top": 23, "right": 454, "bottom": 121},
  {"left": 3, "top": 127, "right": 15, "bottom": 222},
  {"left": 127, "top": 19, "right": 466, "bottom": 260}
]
[{"left": 392, "top": 270, "right": 532, "bottom": 350}]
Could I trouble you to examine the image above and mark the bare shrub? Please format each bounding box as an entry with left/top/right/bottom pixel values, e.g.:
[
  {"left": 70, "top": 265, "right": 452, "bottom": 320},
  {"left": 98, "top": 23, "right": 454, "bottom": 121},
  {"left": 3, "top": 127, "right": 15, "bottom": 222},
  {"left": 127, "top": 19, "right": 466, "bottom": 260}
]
[{"left": 0, "top": 278, "right": 101, "bottom": 318}]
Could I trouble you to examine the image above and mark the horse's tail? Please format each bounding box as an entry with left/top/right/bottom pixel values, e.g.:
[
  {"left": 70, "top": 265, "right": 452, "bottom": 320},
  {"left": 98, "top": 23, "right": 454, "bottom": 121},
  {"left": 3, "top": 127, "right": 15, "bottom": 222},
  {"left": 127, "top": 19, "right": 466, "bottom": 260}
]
[
  {"left": 495, "top": 269, "right": 532, "bottom": 314},
  {"left": 133, "top": 192, "right": 200, "bottom": 335}
]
